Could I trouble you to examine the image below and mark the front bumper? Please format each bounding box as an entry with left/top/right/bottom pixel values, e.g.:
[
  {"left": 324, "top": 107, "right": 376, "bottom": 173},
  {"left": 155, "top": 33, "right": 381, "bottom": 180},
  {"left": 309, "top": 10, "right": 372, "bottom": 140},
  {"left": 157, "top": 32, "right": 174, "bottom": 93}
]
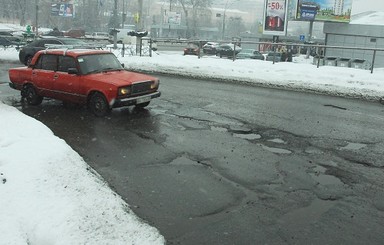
[{"left": 112, "top": 91, "right": 161, "bottom": 108}]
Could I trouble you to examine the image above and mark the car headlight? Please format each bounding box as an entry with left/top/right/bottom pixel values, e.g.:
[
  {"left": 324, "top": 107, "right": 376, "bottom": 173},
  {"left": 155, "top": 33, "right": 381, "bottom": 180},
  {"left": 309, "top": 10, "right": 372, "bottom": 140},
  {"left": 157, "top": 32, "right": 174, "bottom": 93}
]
[
  {"left": 151, "top": 79, "right": 160, "bottom": 89},
  {"left": 118, "top": 86, "right": 131, "bottom": 96}
]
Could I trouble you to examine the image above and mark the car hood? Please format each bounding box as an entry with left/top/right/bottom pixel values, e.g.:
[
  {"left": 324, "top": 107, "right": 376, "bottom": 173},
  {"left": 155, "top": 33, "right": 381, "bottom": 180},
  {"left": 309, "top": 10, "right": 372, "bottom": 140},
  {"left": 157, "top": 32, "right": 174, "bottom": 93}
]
[{"left": 85, "top": 70, "right": 157, "bottom": 86}]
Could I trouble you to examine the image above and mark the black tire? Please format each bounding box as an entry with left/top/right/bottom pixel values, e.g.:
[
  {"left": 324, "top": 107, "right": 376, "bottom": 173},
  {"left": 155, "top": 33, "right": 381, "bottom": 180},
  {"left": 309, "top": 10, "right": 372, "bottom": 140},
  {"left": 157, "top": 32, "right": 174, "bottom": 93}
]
[
  {"left": 22, "top": 85, "right": 43, "bottom": 105},
  {"left": 25, "top": 55, "right": 33, "bottom": 66},
  {"left": 135, "top": 101, "right": 150, "bottom": 108},
  {"left": 88, "top": 92, "right": 110, "bottom": 117}
]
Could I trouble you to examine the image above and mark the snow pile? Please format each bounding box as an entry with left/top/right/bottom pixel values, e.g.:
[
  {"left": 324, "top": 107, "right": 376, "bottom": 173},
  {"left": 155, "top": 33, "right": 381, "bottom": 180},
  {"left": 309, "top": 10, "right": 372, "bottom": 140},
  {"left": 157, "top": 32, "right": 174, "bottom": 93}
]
[
  {"left": 0, "top": 103, "right": 164, "bottom": 245},
  {"left": 118, "top": 52, "right": 384, "bottom": 101}
]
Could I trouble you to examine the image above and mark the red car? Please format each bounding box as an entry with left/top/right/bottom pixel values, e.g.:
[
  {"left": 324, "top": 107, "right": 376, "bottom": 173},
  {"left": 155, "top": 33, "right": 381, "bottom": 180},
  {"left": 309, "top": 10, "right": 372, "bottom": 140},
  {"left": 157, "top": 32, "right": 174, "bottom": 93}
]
[
  {"left": 9, "top": 49, "right": 161, "bottom": 116},
  {"left": 183, "top": 42, "right": 200, "bottom": 56}
]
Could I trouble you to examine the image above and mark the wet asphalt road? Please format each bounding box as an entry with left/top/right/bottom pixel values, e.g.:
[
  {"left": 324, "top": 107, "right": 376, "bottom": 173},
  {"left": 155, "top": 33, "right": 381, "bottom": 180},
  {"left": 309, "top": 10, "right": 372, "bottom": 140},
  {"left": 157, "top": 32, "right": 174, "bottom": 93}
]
[{"left": 1, "top": 61, "right": 384, "bottom": 244}]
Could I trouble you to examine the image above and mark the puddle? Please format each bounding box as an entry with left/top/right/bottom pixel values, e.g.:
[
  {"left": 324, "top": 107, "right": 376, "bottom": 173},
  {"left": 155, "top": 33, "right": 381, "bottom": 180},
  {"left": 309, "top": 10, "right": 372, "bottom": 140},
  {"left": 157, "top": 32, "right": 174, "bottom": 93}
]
[
  {"left": 210, "top": 126, "right": 228, "bottom": 132},
  {"left": 305, "top": 147, "right": 323, "bottom": 154},
  {"left": 310, "top": 165, "right": 343, "bottom": 185},
  {"left": 233, "top": 133, "right": 261, "bottom": 140},
  {"left": 150, "top": 109, "right": 168, "bottom": 115},
  {"left": 260, "top": 144, "right": 292, "bottom": 154},
  {"left": 229, "top": 125, "right": 252, "bottom": 133},
  {"left": 340, "top": 142, "right": 367, "bottom": 151},
  {"left": 267, "top": 138, "right": 286, "bottom": 144}
]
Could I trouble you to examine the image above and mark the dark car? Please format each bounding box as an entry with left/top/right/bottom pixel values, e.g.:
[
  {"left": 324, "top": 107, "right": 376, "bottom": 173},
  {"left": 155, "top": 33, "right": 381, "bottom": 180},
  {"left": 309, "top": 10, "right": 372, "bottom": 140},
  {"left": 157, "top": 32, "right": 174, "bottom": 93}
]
[
  {"left": 236, "top": 49, "right": 264, "bottom": 60},
  {"left": 202, "top": 42, "right": 219, "bottom": 55},
  {"left": 0, "top": 32, "right": 22, "bottom": 47},
  {"left": 265, "top": 51, "right": 282, "bottom": 62},
  {"left": 184, "top": 42, "right": 200, "bottom": 56},
  {"left": 18, "top": 37, "right": 90, "bottom": 66},
  {"left": 216, "top": 43, "right": 241, "bottom": 58}
]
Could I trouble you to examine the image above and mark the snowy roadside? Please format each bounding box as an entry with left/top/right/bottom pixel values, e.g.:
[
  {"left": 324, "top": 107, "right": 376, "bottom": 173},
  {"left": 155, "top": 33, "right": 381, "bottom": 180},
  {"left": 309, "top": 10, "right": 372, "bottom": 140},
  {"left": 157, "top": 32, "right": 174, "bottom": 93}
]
[
  {"left": 117, "top": 51, "right": 384, "bottom": 102},
  {"left": 0, "top": 103, "right": 165, "bottom": 244}
]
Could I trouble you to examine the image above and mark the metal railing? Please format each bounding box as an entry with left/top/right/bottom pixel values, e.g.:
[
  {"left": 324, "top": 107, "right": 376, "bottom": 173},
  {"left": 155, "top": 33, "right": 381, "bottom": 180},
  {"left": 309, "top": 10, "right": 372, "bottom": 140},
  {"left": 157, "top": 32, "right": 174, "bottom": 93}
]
[{"left": 150, "top": 38, "right": 384, "bottom": 74}]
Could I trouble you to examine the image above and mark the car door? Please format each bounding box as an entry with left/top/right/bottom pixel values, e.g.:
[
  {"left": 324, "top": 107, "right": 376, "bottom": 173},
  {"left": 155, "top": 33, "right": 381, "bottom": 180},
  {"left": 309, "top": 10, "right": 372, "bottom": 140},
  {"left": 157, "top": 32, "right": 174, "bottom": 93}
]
[
  {"left": 32, "top": 54, "right": 57, "bottom": 97},
  {"left": 53, "top": 55, "right": 83, "bottom": 103}
]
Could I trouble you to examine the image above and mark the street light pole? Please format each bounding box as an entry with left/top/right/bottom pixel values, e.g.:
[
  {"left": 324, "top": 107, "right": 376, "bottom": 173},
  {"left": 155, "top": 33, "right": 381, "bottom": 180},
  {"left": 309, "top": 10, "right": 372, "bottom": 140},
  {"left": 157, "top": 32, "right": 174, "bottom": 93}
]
[
  {"left": 221, "top": 0, "right": 229, "bottom": 40},
  {"left": 35, "top": 0, "right": 38, "bottom": 35}
]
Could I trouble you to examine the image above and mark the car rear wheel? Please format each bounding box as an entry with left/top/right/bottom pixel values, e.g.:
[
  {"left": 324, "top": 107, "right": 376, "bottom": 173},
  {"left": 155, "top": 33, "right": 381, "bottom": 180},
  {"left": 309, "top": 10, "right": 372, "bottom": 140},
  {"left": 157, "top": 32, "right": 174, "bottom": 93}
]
[
  {"left": 22, "top": 85, "right": 43, "bottom": 105},
  {"left": 135, "top": 101, "right": 150, "bottom": 108},
  {"left": 88, "top": 92, "right": 110, "bottom": 117}
]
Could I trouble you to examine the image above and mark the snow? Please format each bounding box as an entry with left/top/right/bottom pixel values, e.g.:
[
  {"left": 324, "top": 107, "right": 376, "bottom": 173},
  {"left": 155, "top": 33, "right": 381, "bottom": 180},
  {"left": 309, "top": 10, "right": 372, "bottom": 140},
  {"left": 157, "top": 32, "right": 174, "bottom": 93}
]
[
  {"left": 1, "top": 27, "right": 384, "bottom": 244},
  {"left": 0, "top": 104, "right": 165, "bottom": 244}
]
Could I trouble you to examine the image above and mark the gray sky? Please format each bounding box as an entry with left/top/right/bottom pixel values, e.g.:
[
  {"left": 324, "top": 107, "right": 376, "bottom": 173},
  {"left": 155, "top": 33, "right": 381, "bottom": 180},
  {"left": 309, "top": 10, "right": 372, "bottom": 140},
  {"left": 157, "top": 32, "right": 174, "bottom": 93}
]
[{"left": 351, "top": 0, "right": 384, "bottom": 14}]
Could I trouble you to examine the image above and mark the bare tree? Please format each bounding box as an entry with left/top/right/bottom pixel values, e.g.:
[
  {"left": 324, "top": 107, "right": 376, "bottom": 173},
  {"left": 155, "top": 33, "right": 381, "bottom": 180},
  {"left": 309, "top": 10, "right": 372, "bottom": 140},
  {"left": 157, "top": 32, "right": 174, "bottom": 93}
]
[{"left": 178, "top": 0, "right": 212, "bottom": 38}]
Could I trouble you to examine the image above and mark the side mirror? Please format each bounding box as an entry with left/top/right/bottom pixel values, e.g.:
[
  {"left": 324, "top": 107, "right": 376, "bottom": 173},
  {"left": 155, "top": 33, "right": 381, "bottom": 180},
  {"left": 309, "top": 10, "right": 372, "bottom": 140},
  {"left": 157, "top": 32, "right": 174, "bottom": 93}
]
[
  {"left": 121, "top": 63, "right": 125, "bottom": 68},
  {"left": 68, "top": 68, "right": 78, "bottom": 75}
]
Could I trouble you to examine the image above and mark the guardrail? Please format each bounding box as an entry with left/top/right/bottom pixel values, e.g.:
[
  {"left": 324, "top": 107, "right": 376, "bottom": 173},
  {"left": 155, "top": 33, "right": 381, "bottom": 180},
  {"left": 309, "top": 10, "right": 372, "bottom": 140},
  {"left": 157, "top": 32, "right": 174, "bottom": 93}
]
[{"left": 148, "top": 38, "right": 384, "bottom": 74}]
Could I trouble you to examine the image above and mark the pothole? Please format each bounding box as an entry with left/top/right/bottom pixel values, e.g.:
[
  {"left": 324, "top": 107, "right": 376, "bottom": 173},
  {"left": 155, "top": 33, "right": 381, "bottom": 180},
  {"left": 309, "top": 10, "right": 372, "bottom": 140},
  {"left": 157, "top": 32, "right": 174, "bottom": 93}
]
[
  {"left": 267, "top": 138, "right": 286, "bottom": 144},
  {"left": 260, "top": 144, "right": 292, "bottom": 154},
  {"left": 233, "top": 133, "right": 261, "bottom": 140},
  {"left": 340, "top": 142, "right": 367, "bottom": 151},
  {"left": 309, "top": 165, "right": 344, "bottom": 186},
  {"left": 210, "top": 126, "right": 228, "bottom": 132}
]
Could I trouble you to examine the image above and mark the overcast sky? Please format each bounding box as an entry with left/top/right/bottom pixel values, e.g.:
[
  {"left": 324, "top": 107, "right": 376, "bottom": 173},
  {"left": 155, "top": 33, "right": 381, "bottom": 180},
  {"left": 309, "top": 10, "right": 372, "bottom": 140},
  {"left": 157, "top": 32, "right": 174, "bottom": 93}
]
[{"left": 351, "top": 0, "right": 384, "bottom": 14}]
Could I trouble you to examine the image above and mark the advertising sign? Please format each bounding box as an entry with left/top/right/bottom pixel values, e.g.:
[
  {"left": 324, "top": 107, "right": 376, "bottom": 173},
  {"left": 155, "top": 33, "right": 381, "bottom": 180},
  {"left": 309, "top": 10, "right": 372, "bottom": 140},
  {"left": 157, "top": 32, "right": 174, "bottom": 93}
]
[
  {"left": 296, "top": 0, "right": 352, "bottom": 22},
  {"left": 263, "top": 0, "right": 289, "bottom": 36},
  {"left": 164, "top": 11, "right": 181, "bottom": 25},
  {"left": 51, "top": 3, "right": 74, "bottom": 17}
]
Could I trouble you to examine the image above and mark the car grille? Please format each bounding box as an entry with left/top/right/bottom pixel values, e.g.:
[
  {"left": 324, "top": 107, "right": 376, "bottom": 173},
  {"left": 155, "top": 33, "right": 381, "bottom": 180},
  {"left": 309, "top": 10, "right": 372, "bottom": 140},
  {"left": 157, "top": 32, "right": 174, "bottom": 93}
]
[{"left": 132, "top": 81, "right": 152, "bottom": 95}]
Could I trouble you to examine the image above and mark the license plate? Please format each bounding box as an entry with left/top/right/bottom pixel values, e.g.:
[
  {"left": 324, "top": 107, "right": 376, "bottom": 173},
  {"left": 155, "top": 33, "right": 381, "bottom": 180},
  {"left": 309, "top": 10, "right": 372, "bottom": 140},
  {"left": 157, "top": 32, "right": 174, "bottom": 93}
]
[{"left": 136, "top": 96, "right": 151, "bottom": 104}]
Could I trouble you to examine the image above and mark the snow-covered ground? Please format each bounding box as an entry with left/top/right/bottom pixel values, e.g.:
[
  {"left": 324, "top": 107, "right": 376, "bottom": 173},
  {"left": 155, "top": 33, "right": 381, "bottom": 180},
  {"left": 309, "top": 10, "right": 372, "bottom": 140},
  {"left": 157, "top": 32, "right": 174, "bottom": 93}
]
[{"left": 1, "top": 33, "right": 384, "bottom": 244}]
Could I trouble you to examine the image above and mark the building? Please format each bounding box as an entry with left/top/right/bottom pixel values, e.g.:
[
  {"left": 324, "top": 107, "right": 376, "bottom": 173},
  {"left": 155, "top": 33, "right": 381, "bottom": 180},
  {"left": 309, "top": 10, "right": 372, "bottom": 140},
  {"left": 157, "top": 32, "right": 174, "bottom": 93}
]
[
  {"left": 323, "top": 11, "right": 384, "bottom": 68},
  {"left": 333, "top": 0, "right": 344, "bottom": 16}
]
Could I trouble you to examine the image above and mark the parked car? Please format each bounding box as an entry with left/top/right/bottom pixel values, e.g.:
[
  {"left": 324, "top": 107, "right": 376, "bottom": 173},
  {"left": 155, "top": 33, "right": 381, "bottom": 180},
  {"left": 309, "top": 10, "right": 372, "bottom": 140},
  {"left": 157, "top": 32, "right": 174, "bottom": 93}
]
[
  {"left": 9, "top": 49, "right": 161, "bottom": 116},
  {"left": 18, "top": 37, "right": 91, "bottom": 66},
  {"left": 202, "top": 42, "right": 219, "bottom": 55},
  {"left": 64, "top": 29, "right": 85, "bottom": 38},
  {"left": 265, "top": 51, "right": 282, "bottom": 62},
  {"left": 236, "top": 49, "right": 264, "bottom": 60},
  {"left": 216, "top": 43, "right": 241, "bottom": 58},
  {"left": 184, "top": 42, "right": 200, "bottom": 55},
  {"left": 91, "top": 32, "right": 111, "bottom": 40},
  {"left": 0, "top": 32, "right": 22, "bottom": 47}
]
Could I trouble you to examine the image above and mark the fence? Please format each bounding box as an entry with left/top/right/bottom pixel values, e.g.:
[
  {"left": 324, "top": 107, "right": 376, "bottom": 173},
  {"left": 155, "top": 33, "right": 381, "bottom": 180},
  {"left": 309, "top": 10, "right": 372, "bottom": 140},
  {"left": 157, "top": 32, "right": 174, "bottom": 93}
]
[{"left": 145, "top": 38, "right": 384, "bottom": 74}]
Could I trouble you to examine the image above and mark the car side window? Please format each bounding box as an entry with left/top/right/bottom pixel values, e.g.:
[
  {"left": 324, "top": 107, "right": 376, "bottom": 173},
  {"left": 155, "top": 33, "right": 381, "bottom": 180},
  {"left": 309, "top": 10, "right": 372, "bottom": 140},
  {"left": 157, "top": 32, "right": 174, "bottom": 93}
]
[
  {"left": 58, "top": 56, "right": 76, "bottom": 73},
  {"left": 36, "top": 54, "right": 57, "bottom": 71}
]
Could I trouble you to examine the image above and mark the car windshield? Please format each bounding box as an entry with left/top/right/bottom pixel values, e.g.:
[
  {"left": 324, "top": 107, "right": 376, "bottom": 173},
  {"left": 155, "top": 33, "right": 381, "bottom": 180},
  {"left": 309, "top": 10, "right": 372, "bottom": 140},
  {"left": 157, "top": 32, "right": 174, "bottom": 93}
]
[{"left": 77, "top": 53, "right": 123, "bottom": 74}]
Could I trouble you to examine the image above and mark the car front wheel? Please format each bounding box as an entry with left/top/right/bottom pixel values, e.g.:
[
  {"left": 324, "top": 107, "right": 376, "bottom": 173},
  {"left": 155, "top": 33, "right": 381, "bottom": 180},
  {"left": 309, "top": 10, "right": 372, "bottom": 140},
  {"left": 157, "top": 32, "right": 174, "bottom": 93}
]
[
  {"left": 22, "top": 85, "right": 43, "bottom": 105},
  {"left": 88, "top": 92, "right": 110, "bottom": 117}
]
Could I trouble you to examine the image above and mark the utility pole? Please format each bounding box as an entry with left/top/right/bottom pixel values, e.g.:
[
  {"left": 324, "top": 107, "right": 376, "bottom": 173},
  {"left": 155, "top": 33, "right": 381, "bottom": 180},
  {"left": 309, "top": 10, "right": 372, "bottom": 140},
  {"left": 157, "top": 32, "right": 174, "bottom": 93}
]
[
  {"left": 221, "top": 0, "right": 230, "bottom": 40},
  {"left": 122, "top": 0, "right": 125, "bottom": 28},
  {"left": 136, "top": 0, "right": 143, "bottom": 54},
  {"left": 35, "top": 0, "right": 38, "bottom": 35}
]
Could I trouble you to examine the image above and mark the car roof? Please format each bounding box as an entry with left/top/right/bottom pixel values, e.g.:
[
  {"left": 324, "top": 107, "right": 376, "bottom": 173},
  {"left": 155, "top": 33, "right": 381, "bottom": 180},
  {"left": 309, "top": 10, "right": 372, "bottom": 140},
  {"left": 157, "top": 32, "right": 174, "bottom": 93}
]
[{"left": 35, "top": 49, "right": 112, "bottom": 58}]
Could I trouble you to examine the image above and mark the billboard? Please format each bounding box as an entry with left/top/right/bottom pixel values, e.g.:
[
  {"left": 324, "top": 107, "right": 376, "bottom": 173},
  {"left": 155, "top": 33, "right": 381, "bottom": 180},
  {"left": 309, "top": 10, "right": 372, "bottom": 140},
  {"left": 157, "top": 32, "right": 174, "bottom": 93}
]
[
  {"left": 51, "top": 3, "right": 74, "bottom": 17},
  {"left": 164, "top": 11, "right": 181, "bottom": 25},
  {"left": 295, "top": 0, "right": 352, "bottom": 22},
  {"left": 262, "top": 0, "right": 289, "bottom": 36}
]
